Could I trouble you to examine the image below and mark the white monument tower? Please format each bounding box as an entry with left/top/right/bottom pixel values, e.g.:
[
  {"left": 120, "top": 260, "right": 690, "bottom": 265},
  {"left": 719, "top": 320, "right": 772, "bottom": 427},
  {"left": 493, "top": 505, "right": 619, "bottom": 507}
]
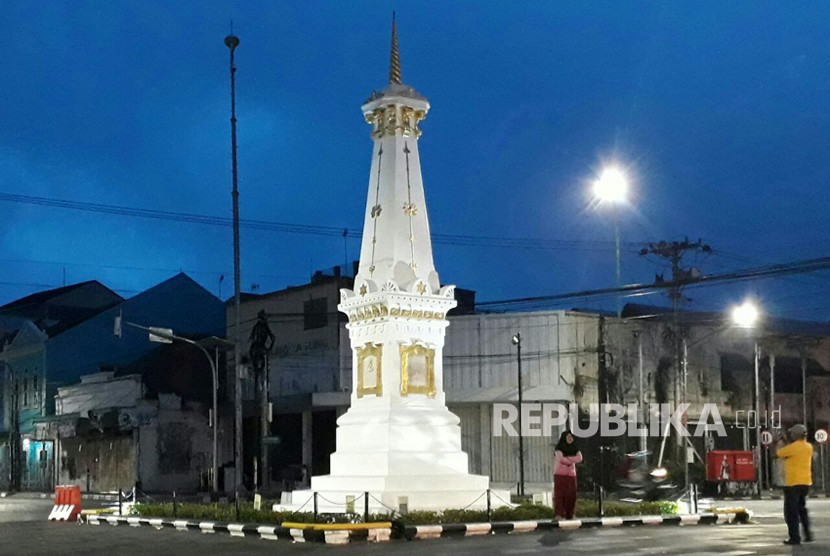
[{"left": 287, "top": 20, "right": 509, "bottom": 513}]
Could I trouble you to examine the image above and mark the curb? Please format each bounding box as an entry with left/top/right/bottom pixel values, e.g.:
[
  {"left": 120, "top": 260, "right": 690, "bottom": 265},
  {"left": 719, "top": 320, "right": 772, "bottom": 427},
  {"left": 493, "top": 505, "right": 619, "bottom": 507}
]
[
  {"left": 84, "top": 511, "right": 750, "bottom": 544},
  {"left": 404, "top": 512, "right": 751, "bottom": 540},
  {"left": 85, "top": 515, "right": 391, "bottom": 544}
]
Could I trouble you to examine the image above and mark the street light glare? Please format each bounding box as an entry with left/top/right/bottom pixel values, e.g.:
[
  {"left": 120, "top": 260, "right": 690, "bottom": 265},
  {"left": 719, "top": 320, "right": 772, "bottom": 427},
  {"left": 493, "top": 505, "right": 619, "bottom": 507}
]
[
  {"left": 594, "top": 167, "right": 628, "bottom": 203},
  {"left": 732, "top": 301, "right": 760, "bottom": 328}
]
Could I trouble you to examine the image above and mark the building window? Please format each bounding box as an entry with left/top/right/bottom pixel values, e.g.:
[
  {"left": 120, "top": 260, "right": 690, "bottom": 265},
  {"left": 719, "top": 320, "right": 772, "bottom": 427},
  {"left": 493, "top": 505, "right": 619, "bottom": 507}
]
[
  {"left": 303, "top": 297, "right": 328, "bottom": 330},
  {"left": 32, "top": 376, "right": 39, "bottom": 406},
  {"left": 22, "top": 377, "right": 28, "bottom": 407}
]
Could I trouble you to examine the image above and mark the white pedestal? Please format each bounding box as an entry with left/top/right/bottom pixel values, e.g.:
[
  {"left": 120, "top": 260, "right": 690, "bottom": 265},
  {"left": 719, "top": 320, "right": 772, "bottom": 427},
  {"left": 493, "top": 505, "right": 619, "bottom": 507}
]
[{"left": 275, "top": 402, "right": 511, "bottom": 513}]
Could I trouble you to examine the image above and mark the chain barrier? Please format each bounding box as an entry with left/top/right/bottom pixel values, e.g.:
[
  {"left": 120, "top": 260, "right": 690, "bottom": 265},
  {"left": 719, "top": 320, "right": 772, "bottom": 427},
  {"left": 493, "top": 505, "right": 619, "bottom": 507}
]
[
  {"left": 293, "top": 493, "right": 314, "bottom": 513},
  {"left": 315, "top": 493, "right": 345, "bottom": 505},
  {"left": 368, "top": 493, "right": 399, "bottom": 513},
  {"left": 460, "top": 490, "right": 487, "bottom": 511},
  {"left": 490, "top": 489, "right": 513, "bottom": 507}
]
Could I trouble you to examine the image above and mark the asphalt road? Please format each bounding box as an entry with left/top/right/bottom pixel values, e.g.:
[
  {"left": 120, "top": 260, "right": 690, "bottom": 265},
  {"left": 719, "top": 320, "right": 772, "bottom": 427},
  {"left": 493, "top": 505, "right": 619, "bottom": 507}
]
[{"left": 1, "top": 497, "right": 829, "bottom": 555}]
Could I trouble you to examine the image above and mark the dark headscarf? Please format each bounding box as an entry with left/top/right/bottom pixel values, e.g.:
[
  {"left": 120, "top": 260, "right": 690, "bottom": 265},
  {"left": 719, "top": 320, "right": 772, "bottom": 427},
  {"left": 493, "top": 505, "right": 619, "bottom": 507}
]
[{"left": 555, "top": 430, "right": 579, "bottom": 457}]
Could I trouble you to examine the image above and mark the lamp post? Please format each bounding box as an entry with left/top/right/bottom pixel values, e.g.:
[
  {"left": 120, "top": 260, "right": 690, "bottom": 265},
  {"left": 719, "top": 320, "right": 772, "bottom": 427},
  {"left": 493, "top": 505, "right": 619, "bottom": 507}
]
[
  {"left": 224, "top": 31, "right": 244, "bottom": 497},
  {"left": 593, "top": 167, "right": 628, "bottom": 318},
  {"left": 731, "top": 301, "right": 762, "bottom": 497},
  {"left": 116, "top": 317, "right": 232, "bottom": 493},
  {"left": 512, "top": 333, "right": 525, "bottom": 497}
]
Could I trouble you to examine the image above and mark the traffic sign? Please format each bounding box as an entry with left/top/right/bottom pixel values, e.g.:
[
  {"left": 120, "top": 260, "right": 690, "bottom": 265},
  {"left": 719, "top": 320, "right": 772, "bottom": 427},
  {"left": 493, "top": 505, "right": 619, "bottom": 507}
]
[
  {"left": 760, "top": 430, "right": 773, "bottom": 446},
  {"left": 815, "top": 429, "right": 828, "bottom": 444}
]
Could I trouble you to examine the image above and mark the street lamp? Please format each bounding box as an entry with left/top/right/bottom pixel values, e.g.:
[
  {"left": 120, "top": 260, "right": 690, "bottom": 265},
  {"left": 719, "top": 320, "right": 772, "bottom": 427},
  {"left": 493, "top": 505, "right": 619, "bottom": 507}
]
[
  {"left": 592, "top": 166, "right": 629, "bottom": 317},
  {"left": 512, "top": 333, "right": 525, "bottom": 497},
  {"left": 730, "top": 300, "right": 762, "bottom": 496},
  {"left": 116, "top": 316, "right": 232, "bottom": 494}
]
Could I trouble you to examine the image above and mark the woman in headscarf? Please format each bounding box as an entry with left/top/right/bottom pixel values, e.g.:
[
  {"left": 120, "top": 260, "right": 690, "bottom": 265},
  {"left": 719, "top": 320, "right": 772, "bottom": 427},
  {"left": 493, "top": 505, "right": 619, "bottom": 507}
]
[{"left": 553, "top": 430, "right": 582, "bottom": 519}]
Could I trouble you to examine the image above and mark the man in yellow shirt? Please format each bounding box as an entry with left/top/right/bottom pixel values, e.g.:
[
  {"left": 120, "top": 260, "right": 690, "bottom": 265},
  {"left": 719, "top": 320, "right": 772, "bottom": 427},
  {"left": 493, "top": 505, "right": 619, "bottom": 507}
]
[{"left": 775, "top": 424, "right": 813, "bottom": 545}]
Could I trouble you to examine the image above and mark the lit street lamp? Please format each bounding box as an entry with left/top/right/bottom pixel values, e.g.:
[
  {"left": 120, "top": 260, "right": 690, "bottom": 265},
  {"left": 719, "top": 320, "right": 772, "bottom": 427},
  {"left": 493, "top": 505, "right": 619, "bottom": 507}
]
[
  {"left": 593, "top": 166, "right": 629, "bottom": 317},
  {"left": 731, "top": 300, "right": 762, "bottom": 497},
  {"left": 512, "top": 333, "right": 525, "bottom": 497}
]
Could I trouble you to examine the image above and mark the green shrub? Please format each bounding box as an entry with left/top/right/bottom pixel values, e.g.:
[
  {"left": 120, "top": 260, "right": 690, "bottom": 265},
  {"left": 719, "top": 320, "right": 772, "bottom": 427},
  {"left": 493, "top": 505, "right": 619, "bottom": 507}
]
[
  {"left": 130, "top": 497, "right": 679, "bottom": 526},
  {"left": 574, "top": 499, "right": 679, "bottom": 517}
]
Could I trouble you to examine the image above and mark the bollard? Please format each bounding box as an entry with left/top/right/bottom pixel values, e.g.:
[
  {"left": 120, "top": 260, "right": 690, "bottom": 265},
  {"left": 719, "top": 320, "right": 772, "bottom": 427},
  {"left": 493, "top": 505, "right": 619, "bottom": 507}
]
[
  {"left": 172, "top": 490, "right": 177, "bottom": 517},
  {"left": 235, "top": 491, "right": 240, "bottom": 521},
  {"left": 692, "top": 484, "right": 699, "bottom": 514},
  {"left": 364, "top": 491, "right": 369, "bottom": 524},
  {"left": 313, "top": 492, "right": 319, "bottom": 522},
  {"left": 486, "top": 489, "right": 492, "bottom": 522},
  {"left": 597, "top": 485, "right": 605, "bottom": 517},
  {"left": 118, "top": 489, "right": 123, "bottom": 516}
]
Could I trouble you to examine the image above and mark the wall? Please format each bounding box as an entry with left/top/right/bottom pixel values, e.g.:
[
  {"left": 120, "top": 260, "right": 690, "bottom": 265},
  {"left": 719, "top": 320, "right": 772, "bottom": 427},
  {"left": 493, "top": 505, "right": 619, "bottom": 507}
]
[
  {"left": 59, "top": 433, "right": 136, "bottom": 492},
  {"left": 137, "top": 409, "right": 212, "bottom": 493}
]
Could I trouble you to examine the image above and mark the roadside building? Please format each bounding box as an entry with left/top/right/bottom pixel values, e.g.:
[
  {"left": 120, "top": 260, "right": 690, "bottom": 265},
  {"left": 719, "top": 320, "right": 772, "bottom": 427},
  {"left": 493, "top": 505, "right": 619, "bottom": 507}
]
[{"left": 0, "top": 273, "right": 224, "bottom": 492}]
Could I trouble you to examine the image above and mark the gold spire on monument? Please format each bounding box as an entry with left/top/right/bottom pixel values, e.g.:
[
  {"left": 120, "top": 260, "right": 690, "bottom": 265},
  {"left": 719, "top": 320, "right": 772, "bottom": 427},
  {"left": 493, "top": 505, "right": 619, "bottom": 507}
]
[{"left": 389, "top": 13, "right": 402, "bottom": 85}]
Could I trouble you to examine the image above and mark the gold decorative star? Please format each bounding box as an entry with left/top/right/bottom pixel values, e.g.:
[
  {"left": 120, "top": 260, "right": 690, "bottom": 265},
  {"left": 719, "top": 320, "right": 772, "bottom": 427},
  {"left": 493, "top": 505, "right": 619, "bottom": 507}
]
[
  {"left": 417, "top": 282, "right": 427, "bottom": 295},
  {"left": 359, "top": 284, "right": 368, "bottom": 297},
  {"left": 402, "top": 202, "right": 418, "bottom": 216}
]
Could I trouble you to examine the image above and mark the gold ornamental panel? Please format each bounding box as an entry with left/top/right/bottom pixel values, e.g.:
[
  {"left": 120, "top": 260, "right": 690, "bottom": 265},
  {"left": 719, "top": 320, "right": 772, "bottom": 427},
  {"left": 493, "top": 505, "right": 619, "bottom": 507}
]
[
  {"left": 356, "top": 343, "right": 383, "bottom": 398},
  {"left": 399, "top": 343, "right": 435, "bottom": 398}
]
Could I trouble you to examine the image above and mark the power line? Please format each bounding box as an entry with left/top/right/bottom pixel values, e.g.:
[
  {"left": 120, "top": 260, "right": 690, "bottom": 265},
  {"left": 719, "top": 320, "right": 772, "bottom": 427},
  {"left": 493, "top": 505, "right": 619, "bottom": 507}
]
[
  {"left": 478, "top": 255, "right": 830, "bottom": 311},
  {"left": 0, "top": 191, "right": 638, "bottom": 252}
]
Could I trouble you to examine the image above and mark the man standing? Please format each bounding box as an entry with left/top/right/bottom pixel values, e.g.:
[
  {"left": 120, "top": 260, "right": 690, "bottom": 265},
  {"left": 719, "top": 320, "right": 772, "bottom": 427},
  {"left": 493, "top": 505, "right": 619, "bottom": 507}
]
[{"left": 775, "top": 424, "right": 814, "bottom": 545}]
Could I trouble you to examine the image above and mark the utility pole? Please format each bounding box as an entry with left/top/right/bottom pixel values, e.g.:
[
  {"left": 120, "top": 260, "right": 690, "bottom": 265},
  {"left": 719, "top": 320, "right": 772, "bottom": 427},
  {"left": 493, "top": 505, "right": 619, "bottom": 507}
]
[
  {"left": 640, "top": 238, "right": 711, "bottom": 493},
  {"left": 511, "top": 333, "right": 525, "bottom": 497},
  {"left": 225, "top": 31, "right": 244, "bottom": 496},
  {"left": 596, "top": 316, "right": 608, "bottom": 515},
  {"left": 261, "top": 352, "right": 270, "bottom": 492}
]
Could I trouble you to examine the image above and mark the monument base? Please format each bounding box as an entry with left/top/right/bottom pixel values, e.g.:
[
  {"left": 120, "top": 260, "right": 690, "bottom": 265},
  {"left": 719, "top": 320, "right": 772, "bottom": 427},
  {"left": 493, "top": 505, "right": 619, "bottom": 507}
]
[{"left": 276, "top": 472, "right": 512, "bottom": 513}]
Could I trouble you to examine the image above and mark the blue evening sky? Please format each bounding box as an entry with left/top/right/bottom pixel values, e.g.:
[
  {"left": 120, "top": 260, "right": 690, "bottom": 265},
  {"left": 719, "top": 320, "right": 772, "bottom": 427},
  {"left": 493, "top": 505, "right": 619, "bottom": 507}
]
[{"left": 2, "top": 2, "right": 829, "bottom": 320}]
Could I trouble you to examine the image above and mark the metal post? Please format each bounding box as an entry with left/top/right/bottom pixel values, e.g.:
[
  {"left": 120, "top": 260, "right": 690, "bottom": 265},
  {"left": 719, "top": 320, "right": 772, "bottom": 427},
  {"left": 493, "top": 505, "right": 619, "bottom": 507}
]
[
  {"left": 261, "top": 352, "right": 270, "bottom": 492},
  {"left": 224, "top": 31, "right": 244, "bottom": 496},
  {"left": 769, "top": 352, "right": 775, "bottom": 423},
  {"left": 822, "top": 444, "right": 826, "bottom": 495},
  {"left": 638, "top": 331, "right": 646, "bottom": 452},
  {"left": 486, "top": 489, "right": 492, "bottom": 522},
  {"left": 614, "top": 213, "right": 621, "bottom": 318},
  {"left": 364, "top": 491, "right": 369, "bottom": 524},
  {"left": 513, "top": 333, "right": 525, "bottom": 498},
  {"left": 801, "top": 354, "right": 807, "bottom": 427},
  {"left": 313, "top": 492, "right": 319, "bottom": 522},
  {"left": 682, "top": 338, "right": 689, "bottom": 493},
  {"left": 173, "top": 490, "right": 177, "bottom": 517},
  {"left": 754, "top": 342, "right": 761, "bottom": 497},
  {"left": 597, "top": 317, "right": 608, "bottom": 501},
  {"left": 118, "top": 488, "right": 123, "bottom": 516},
  {"left": 212, "top": 346, "right": 219, "bottom": 494}
]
